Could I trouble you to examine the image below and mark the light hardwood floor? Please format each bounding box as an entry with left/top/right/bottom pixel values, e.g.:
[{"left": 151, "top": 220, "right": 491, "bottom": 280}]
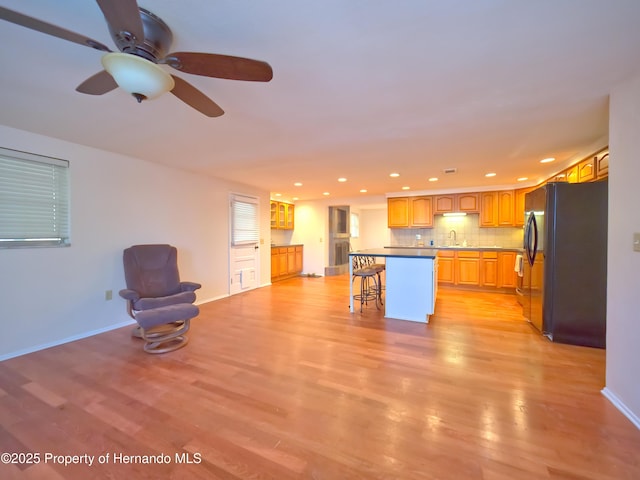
[{"left": 1, "top": 274, "right": 638, "bottom": 479}]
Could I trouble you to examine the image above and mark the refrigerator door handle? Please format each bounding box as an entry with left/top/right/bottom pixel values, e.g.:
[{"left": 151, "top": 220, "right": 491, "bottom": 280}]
[
  {"left": 531, "top": 214, "right": 538, "bottom": 264},
  {"left": 524, "top": 212, "right": 535, "bottom": 266}
]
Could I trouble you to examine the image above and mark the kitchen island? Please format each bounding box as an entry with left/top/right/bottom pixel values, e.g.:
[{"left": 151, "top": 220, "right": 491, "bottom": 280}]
[{"left": 349, "top": 248, "right": 438, "bottom": 323}]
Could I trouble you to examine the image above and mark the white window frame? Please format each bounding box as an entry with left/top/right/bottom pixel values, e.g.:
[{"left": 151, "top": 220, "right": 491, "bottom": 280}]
[
  {"left": 0, "top": 147, "right": 70, "bottom": 248},
  {"left": 230, "top": 194, "right": 259, "bottom": 246},
  {"left": 350, "top": 212, "right": 360, "bottom": 238}
]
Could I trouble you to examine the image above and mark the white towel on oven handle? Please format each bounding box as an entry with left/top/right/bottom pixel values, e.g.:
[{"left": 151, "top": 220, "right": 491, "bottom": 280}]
[{"left": 514, "top": 254, "right": 524, "bottom": 277}]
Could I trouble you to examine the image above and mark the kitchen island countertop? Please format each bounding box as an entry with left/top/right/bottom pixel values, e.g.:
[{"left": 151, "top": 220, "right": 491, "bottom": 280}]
[{"left": 351, "top": 248, "right": 437, "bottom": 258}]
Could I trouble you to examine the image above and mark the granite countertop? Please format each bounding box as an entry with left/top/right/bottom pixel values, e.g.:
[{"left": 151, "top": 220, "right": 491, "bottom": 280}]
[
  {"left": 351, "top": 248, "right": 438, "bottom": 258},
  {"left": 385, "top": 245, "right": 522, "bottom": 252}
]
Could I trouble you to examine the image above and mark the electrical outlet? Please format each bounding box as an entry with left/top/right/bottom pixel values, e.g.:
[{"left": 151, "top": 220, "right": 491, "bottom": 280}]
[{"left": 105, "top": 290, "right": 113, "bottom": 301}]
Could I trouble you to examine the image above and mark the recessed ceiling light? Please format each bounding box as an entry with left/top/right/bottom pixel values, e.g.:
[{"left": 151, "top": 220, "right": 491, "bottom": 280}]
[
  {"left": 338, "top": 177, "right": 347, "bottom": 182},
  {"left": 360, "top": 189, "right": 367, "bottom": 193},
  {"left": 402, "top": 186, "right": 410, "bottom": 190},
  {"left": 292, "top": 197, "right": 299, "bottom": 201},
  {"left": 428, "top": 177, "right": 438, "bottom": 182},
  {"left": 274, "top": 193, "right": 282, "bottom": 197},
  {"left": 485, "top": 172, "right": 497, "bottom": 177},
  {"left": 323, "top": 192, "right": 330, "bottom": 196},
  {"left": 294, "top": 182, "right": 302, "bottom": 187},
  {"left": 389, "top": 172, "right": 400, "bottom": 177},
  {"left": 517, "top": 177, "right": 528, "bottom": 182},
  {"left": 540, "top": 157, "right": 555, "bottom": 163}
]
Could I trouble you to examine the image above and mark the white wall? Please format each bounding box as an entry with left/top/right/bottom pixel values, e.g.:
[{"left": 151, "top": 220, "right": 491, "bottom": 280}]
[
  {"left": 0, "top": 125, "right": 271, "bottom": 360},
  {"left": 292, "top": 197, "right": 387, "bottom": 275},
  {"left": 604, "top": 74, "right": 640, "bottom": 426}
]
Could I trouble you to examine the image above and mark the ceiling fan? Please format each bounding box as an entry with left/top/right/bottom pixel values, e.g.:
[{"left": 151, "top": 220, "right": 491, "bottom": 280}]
[{"left": 0, "top": 0, "right": 273, "bottom": 117}]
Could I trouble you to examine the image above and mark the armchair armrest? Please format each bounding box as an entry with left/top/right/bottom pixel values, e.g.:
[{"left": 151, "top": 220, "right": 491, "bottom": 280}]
[
  {"left": 119, "top": 289, "right": 140, "bottom": 301},
  {"left": 180, "top": 281, "right": 202, "bottom": 292}
]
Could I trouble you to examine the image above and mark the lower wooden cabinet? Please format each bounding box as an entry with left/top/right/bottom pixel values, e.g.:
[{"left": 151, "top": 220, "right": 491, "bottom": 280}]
[
  {"left": 437, "top": 250, "right": 455, "bottom": 284},
  {"left": 480, "top": 251, "right": 498, "bottom": 287},
  {"left": 497, "top": 251, "right": 517, "bottom": 288},
  {"left": 457, "top": 251, "right": 480, "bottom": 286},
  {"left": 438, "top": 249, "right": 519, "bottom": 291},
  {"left": 271, "top": 245, "right": 303, "bottom": 282}
]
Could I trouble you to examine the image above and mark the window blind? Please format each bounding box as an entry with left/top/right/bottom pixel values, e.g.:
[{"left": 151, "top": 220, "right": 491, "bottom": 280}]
[
  {"left": 231, "top": 195, "right": 259, "bottom": 246},
  {"left": 0, "top": 147, "right": 70, "bottom": 248}
]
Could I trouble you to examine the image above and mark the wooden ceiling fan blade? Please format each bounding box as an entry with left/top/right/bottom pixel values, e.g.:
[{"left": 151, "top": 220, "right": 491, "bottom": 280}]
[
  {"left": 95, "top": 0, "right": 144, "bottom": 44},
  {"left": 164, "top": 52, "right": 273, "bottom": 82},
  {"left": 170, "top": 76, "right": 224, "bottom": 117},
  {"left": 76, "top": 70, "right": 118, "bottom": 95},
  {"left": 0, "top": 6, "right": 111, "bottom": 51}
]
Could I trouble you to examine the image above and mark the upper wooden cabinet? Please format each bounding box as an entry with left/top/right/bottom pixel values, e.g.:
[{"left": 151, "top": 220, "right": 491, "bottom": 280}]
[
  {"left": 480, "top": 192, "right": 498, "bottom": 227},
  {"left": 410, "top": 196, "right": 433, "bottom": 227},
  {"left": 271, "top": 201, "right": 294, "bottom": 230},
  {"left": 578, "top": 157, "right": 596, "bottom": 183},
  {"left": 514, "top": 186, "right": 535, "bottom": 227},
  {"left": 566, "top": 164, "right": 579, "bottom": 184},
  {"left": 596, "top": 151, "right": 609, "bottom": 179},
  {"left": 434, "top": 193, "right": 479, "bottom": 214},
  {"left": 480, "top": 190, "right": 515, "bottom": 227},
  {"left": 388, "top": 197, "right": 410, "bottom": 227},
  {"left": 433, "top": 195, "right": 454, "bottom": 214},
  {"left": 497, "top": 190, "right": 514, "bottom": 226},
  {"left": 388, "top": 196, "right": 433, "bottom": 228}
]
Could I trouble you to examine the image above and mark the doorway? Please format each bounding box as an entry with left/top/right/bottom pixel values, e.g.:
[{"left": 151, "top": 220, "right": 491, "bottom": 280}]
[{"left": 229, "top": 193, "right": 260, "bottom": 295}]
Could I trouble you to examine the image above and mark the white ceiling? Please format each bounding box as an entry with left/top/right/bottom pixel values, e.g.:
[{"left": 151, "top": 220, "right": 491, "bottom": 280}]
[{"left": 1, "top": 0, "right": 638, "bottom": 202}]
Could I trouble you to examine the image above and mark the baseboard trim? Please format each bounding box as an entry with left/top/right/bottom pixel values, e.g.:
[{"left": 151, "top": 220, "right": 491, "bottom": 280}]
[
  {"left": 0, "top": 319, "right": 136, "bottom": 362},
  {"left": 601, "top": 387, "right": 640, "bottom": 430}
]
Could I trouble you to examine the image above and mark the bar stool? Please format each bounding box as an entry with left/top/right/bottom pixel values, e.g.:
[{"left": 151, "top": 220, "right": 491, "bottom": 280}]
[
  {"left": 358, "top": 255, "right": 384, "bottom": 306},
  {"left": 352, "top": 255, "right": 381, "bottom": 312}
]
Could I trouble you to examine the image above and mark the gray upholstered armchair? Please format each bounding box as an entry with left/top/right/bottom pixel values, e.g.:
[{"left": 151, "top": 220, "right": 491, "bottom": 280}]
[{"left": 119, "top": 244, "right": 201, "bottom": 353}]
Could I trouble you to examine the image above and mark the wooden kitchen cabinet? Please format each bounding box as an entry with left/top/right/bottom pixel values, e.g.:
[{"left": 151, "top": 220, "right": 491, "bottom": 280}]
[
  {"left": 456, "top": 250, "right": 480, "bottom": 286},
  {"left": 498, "top": 251, "right": 517, "bottom": 288},
  {"left": 271, "top": 245, "right": 303, "bottom": 282},
  {"left": 458, "top": 193, "right": 480, "bottom": 212},
  {"left": 438, "top": 249, "right": 520, "bottom": 291},
  {"left": 270, "top": 201, "right": 278, "bottom": 229},
  {"left": 434, "top": 193, "right": 479, "bottom": 214},
  {"left": 481, "top": 190, "right": 515, "bottom": 227},
  {"left": 433, "top": 195, "right": 455, "bottom": 214},
  {"left": 596, "top": 152, "right": 609, "bottom": 179},
  {"left": 410, "top": 196, "right": 433, "bottom": 227},
  {"left": 566, "top": 164, "right": 579, "bottom": 183},
  {"left": 514, "top": 186, "right": 535, "bottom": 227},
  {"left": 388, "top": 196, "right": 433, "bottom": 228},
  {"left": 480, "top": 251, "right": 498, "bottom": 287},
  {"left": 480, "top": 192, "right": 498, "bottom": 227},
  {"left": 271, "top": 201, "right": 295, "bottom": 230},
  {"left": 578, "top": 158, "right": 596, "bottom": 183},
  {"left": 388, "top": 198, "right": 410, "bottom": 227},
  {"left": 497, "top": 190, "right": 515, "bottom": 226},
  {"left": 437, "top": 250, "right": 455, "bottom": 284}
]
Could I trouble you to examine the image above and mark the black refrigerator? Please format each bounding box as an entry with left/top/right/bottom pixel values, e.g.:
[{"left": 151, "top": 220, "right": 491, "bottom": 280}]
[{"left": 522, "top": 180, "right": 608, "bottom": 348}]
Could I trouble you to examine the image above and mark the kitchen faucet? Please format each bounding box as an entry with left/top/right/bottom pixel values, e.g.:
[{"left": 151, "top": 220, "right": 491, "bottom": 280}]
[{"left": 449, "top": 229, "right": 457, "bottom": 245}]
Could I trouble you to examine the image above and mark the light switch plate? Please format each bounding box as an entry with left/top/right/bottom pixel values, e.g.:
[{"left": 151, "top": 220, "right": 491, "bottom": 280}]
[{"left": 634, "top": 233, "right": 640, "bottom": 252}]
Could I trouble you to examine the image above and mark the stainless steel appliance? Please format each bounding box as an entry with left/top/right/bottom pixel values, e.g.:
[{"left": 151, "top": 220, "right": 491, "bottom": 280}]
[{"left": 522, "top": 180, "right": 608, "bottom": 348}]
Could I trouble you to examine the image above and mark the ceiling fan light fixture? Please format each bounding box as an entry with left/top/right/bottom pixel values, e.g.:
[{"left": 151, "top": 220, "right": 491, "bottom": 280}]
[{"left": 101, "top": 52, "right": 174, "bottom": 101}]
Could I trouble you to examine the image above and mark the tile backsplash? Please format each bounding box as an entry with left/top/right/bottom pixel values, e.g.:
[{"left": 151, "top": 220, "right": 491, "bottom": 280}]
[{"left": 390, "top": 214, "right": 523, "bottom": 248}]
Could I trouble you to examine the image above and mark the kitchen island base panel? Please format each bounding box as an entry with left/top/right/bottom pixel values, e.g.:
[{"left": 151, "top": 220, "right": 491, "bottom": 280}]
[
  {"left": 385, "top": 256, "right": 435, "bottom": 323},
  {"left": 349, "top": 248, "right": 438, "bottom": 322}
]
